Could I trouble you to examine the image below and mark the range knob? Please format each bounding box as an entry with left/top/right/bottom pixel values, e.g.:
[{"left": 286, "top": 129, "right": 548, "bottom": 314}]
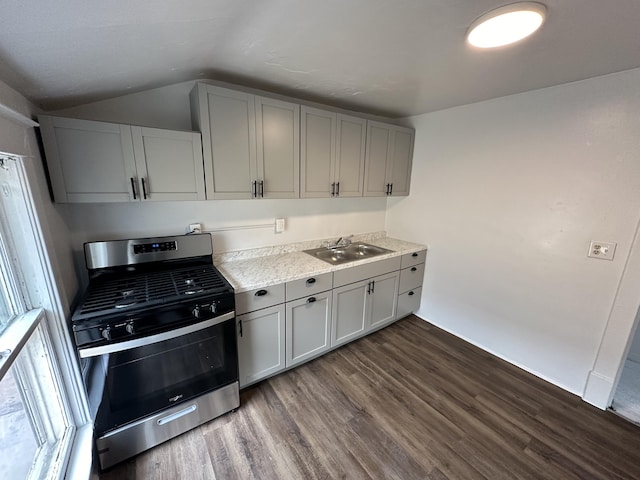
[
  {"left": 210, "top": 302, "right": 218, "bottom": 314},
  {"left": 101, "top": 326, "right": 112, "bottom": 341},
  {"left": 192, "top": 306, "right": 201, "bottom": 318},
  {"left": 125, "top": 322, "right": 135, "bottom": 335}
]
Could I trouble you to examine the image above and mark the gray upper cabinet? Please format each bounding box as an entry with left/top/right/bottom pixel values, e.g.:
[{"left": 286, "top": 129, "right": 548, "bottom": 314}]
[
  {"left": 38, "top": 115, "right": 205, "bottom": 203},
  {"left": 255, "top": 96, "right": 300, "bottom": 199},
  {"left": 300, "top": 106, "right": 335, "bottom": 198},
  {"left": 131, "top": 126, "right": 205, "bottom": 201},
  {"left": 335, "top": 114, "right": 366, "bottom": 197},
  {"left": 191, "top": 83, "right": 300, "bottom": 199},
  {"left": 300, "top": 107, "right": 366, "bottom": 198},
  {"left": 39, "top": 115, "right": 204, "bottom": 203},
  {"left": 39, "top": 116, "right": 137, "bottom": 203},
  {"left": 363, "top": 121, "right": 414, "bottom": 197},
  {"left": 191, "top": 84, "right": 257, "bottom": 199}
]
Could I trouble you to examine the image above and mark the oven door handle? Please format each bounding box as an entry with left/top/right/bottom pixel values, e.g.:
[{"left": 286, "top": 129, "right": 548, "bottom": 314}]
[{"left": 77, "top": 311, "right": 235, "bottom": 358}]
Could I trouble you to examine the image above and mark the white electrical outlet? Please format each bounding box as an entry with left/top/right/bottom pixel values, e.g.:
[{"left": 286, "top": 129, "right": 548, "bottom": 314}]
[
  {"left": 275, "top": 218, "right": 285, "bottom": 233},
  {"left": 189, "top": 223, "right": 202, "bottom": 234},
  {"left": 588, "top": 241, "right": 616, "bottom": 260}
]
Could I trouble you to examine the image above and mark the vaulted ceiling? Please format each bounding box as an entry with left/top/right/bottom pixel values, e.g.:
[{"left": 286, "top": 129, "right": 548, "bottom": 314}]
[{"left": 1, "top": 0, "right": 639, "bottom": 117}]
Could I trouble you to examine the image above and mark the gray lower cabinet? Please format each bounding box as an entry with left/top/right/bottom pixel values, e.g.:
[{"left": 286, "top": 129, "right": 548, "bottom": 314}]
[
  {"left": 396, "top": 250, "right": 427, "bottom": 319},
  {"left": 331, "top": 270, "right": 400, "bottom": 347},
  {"left": 368, "top": 271, "right": 400, "bottom": 331},
  {"left": 236, "top": 253, "right": 422, "bottom": 387},
  {"left": 237, "top": 304, "right": 285, "bottom": 387},
  {"left": 285, "top": 291, "right": 332, "bottom": 368},
  {"left": 331, "top": 280, "right": 369, "bottom": 347}
]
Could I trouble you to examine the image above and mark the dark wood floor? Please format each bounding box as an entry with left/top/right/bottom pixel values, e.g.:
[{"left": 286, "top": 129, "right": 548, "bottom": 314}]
[{"left": 100, "top": 315, "right": 640, "bottom": 479}]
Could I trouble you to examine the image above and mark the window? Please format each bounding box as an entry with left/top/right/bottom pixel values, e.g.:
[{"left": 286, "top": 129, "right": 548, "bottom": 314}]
[{"left": 0, "top": 154, "right": 88, "bottom": 480}]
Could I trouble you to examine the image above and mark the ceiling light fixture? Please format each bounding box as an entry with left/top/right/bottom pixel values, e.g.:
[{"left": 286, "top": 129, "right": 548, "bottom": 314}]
[{"left": 466, "top": 2, "right": 547, "bottom": 48}]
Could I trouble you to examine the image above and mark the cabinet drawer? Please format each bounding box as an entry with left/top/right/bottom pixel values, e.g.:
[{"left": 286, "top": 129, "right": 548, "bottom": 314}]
[
  {"left": 400, "top": 250, "right": 427, "bottom": 269},
  {"left": 286, "top": 272, "right": 333, "bottom": 301},
  {"left": 397, "top": 287, "right": 422, "bottom": 319},
  {"left": 236, "top": 283, "right": 285, "bottom": 315},
  {"left": 398, "top": 263, "right": 425, "bottom": 294},
  {"left": 333, "top": 256, "right": 401, "bottom": 288}
]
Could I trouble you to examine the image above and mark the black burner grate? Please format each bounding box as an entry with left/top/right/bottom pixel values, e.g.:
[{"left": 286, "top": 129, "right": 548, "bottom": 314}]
[{"left": 75, "top": 264, "right": 229, "bottom": 319}]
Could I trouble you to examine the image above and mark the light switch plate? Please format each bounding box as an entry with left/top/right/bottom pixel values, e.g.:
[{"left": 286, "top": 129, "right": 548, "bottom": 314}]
[
  {"left": 588, "top": 241, "right": 616, "bottom": 260},
  {"left": 275, "top": 218, "right": 285, "bottom": 233}
]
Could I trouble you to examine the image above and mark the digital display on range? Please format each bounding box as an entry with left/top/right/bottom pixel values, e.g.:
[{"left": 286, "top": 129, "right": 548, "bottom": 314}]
[{"left": 133, "top": 241, "right": 177, "bottom": 254}]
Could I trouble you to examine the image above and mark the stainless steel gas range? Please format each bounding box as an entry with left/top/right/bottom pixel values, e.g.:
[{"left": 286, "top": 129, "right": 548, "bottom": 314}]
[{"left": 71, "top": 233, "right": 239, "bottom": 470}]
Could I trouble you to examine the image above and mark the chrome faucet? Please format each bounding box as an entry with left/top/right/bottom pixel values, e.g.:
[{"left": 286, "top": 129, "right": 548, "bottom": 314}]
[{"left": 326, "top": 235, "right": 353, "bottom": 249}]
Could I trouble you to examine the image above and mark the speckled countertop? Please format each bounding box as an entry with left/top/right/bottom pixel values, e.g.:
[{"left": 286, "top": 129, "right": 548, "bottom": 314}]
[{"left": 215, "top": 232, "right": 426, "bottom": 293}]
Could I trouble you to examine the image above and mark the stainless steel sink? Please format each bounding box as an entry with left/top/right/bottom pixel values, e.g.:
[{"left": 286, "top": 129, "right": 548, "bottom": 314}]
[{"left": 304, "top": 242, "right": 393, "bottom": 265}]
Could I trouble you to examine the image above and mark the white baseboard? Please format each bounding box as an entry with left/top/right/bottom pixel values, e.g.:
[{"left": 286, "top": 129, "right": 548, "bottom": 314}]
[
  {"left": 412, "top": 313, "right": 583, "bottom": 398},
  {"left": 582, "top": 370, "right": 614, "bottom": 410}
]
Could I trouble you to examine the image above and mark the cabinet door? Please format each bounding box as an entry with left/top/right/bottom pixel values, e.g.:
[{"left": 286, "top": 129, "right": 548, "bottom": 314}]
[
  {"left": 237, "top": 305, "right": 285, "bottom": 387},
  {"left": 285, "top": 291, "right": 332, "bottom": 368},
  {"left": 39, "top": 116, "right": 136, "bottom": 203},
  {"left": 193, "top": 84, "right": 257, "bottom": 199},
  {"left": 397, "top": 287, "right": 422, "bottom": 320},
  {"left": 131, "top": 126, "right": 205, "bottom": 201},
  {"left": 368, "top": 271, "right": 400, "bottom": 331},
  {"left": 335, "top": 114, "right": 366, "bottom": 197},
  {"left": 300, "top": 106, "right": 335, "bottom": 198},
  {"left": 388, "top": 126, "right": 414, "bottom": 196},
  {"left": 331, "top": 280, "right": 369, "bottom": 347},
  {"left": 255, "top": 97, "right": 300, "bottom": 199},
  {"left": 363, "top": 121, "right": 392, "bottom": 197}
]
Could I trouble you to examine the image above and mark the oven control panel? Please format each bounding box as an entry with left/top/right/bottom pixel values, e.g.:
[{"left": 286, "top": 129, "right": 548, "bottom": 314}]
[
  {"left": 72, "top": 295, "right": 235, "bottom": 348},
  {"left": 133, "top": 241, "right": 177, "bottom": 254},
  {"left": 192, "top": 300, "right": 222, "bottom": 318}
]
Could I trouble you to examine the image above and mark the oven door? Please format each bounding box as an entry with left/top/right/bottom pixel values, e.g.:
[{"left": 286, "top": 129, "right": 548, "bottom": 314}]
[{"left": 81, "top": 312, "right": 238, "bottom": 437}]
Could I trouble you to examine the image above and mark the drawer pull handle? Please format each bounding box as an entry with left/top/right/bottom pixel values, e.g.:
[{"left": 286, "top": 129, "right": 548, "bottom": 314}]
[
  {"left": 255, "top": 289, "right": 268, "bottom": 297},
  {"left": 307, "top": 297, "right": 316, "bottom": 303},
  {"left": 411, "top": 267, "right": 417, "bottom": 272},
  {"left": 412, "top": 252, "right": 418, "bottom": 257},
  {"left": 408, "top": 291, "right": 415, "bottom": 296},
  {"left": 306, "top": 278, "right": 316, "bottom": 285}
]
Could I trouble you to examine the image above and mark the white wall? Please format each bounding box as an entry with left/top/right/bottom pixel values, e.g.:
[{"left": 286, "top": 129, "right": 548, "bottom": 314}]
[
  {"left": 627, "top": 312, "right": 640, "bottom": 364},
  {"left": 386, "top": 68, "right": 640, "bottom": 395},
  {"left": 0, "top": 80, "right": 78, "bottom": 312}
]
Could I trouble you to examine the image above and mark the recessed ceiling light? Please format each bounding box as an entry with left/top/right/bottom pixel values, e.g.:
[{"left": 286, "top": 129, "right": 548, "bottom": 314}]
[{"left": 466, "top": 2, "right": 547, "bottom": 49}]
